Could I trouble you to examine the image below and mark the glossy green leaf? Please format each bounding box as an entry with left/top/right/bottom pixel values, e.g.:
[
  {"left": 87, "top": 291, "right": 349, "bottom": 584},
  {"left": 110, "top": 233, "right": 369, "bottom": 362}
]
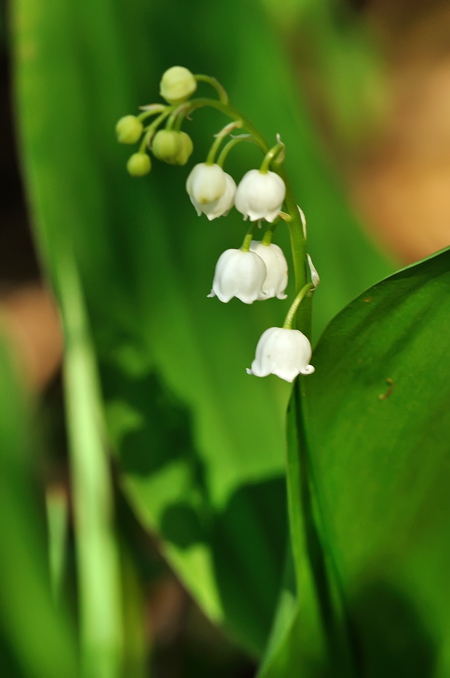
[
  {"left": 12, "top": 0, "right": 392, "bottom": 656},
  {"left": 262, "top": 246, "right": 450, "bottom": 676},
  {"left": 0, "top": 332, "right": 78, "bottom": 677}
]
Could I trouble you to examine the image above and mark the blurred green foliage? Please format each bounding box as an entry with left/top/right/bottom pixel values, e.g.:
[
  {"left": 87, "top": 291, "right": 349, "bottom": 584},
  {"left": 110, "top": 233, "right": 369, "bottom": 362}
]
[{"left": 0, "top": 331, "right": 78, "bottom": 677}]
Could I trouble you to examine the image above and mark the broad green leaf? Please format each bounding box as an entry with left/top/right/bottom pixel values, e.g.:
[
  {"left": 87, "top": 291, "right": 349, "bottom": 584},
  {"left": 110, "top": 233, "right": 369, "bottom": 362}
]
[
  {"left": 12, "top": 0, "right": 392, "bottom": 655},
  {"left": 0, "top": 331, "right": 78, "bottom": 677},
  {"left": 259, "top": 380, "right": 356, "bottom": 678},
  {"left": 263, "top": 246, "right": 450, "bottom": 676}
]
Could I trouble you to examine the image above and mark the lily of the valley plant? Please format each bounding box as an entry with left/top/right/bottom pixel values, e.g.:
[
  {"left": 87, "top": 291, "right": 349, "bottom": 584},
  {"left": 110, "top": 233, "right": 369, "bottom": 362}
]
[{"left": 116, "top": 65, "right": 318, "bottom": 383}]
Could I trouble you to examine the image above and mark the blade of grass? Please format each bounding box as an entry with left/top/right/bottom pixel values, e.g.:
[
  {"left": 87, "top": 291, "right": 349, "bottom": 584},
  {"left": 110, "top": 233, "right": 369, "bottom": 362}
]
[
  {"left": 59, "top": 253, "right": 123, "bottom": 678},
  {"left": 46, "top": 483, "right": 69, "bottom": 603}
]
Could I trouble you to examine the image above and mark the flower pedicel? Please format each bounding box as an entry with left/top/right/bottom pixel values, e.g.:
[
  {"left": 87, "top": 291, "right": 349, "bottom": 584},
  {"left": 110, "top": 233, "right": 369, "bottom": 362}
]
[{"left": 115, "top": 66, "right": 319, "bottom": 382}]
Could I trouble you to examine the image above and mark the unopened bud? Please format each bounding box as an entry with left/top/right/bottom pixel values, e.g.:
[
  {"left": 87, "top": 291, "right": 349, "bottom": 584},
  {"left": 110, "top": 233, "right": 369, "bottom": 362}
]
[
  {"left": 175, "top": 131, "right": 194, "bottom": 166},
  {"left": 152, "top": 130, "right": 182, "bottom": 163},
  {"left": 116, "top": 115, "right": 143, "bottom": 144},
  {"left": 151, "top": 129, "right": 194, "bottom": 166},
  {"left": 160, "top": 66, "right": 197, "bottom": 105},
  {"left": 127, "top": 153, "right": 151, "bottom": 177}
]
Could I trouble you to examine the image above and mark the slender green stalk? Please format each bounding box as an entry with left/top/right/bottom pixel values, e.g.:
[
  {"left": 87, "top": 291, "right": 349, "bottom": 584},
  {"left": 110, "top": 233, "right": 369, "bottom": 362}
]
[
  {"left": 139, "top": 109, "right": 173, "bottom": 152},
  {"left": 46, "top": 484, "right": 69, "bottom": 603},
  {"left": 194, "top": 74, "right": 229, "bottom": 104},
  {"left": 137, "top": 104, "right": 167, "bottom": 123},
  {"left": 217, "top": 135, "right": 253, "bottom": 167},
  {"left": 59, "top": 255, "right": 122, "bottom": 678},
  {"left": 206, "top": 122, "right": 242, "bottom": 165},
  {"left": 283, "top": 284, "right": 315, "bottom": 329},
  {"left": 241, "top": 221, "right": 259, "bottom": 252},
  {"left": 261, "top": 218, "right": 281, "bottom": 245},
  {"left": 260, "top": 142, "right": 285, "bottom": 174}
]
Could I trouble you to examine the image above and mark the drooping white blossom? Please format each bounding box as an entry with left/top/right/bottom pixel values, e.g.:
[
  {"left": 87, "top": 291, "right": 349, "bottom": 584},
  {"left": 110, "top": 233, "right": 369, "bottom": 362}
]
[
  {"left": 249, "top": 241, "right": 288, "bottom": 299},
  {"left": 235, "top": 169, "right": 286, "bottom": 222},
  {"left": 247, "top": 327, "right": 315, "bottom": 382},
  {"left": 208, "top": 249, "right": 266, "bottom": 304},
  {"left": 189, "top": 172, "right": 236, "bottom": 220}
]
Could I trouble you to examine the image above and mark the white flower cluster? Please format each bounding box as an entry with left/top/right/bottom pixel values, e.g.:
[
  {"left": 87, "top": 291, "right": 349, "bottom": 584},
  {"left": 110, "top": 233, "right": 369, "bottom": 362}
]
[
  {"left": 186, "top": 163, "right": 285, "bottom": 223},
  {"left": 185, "top": 159, "right": 314, "bottom": 382},
  {"left": 116, "top": 63, "right": 316, "bottom": 383}
]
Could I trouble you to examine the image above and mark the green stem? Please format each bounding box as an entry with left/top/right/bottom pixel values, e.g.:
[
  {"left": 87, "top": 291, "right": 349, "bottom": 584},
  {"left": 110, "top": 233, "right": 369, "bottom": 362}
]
[
  {"left": 261, "top": 218, "right": 281, "bottom": 245},
  {"left": 137, "top": 105, "right": 168, "bottom": 122},
  {"left": 206, "top": 121, "right": 243, "bottom": 165},
  {"left": 241, "top": 221, "right": 259, "bottom": 252},
  {"left": 139, "top": 109, "right": 173, "bottom": 152},
  {"left": 283, "top": 283, "right": 314, "bottom": 329},
  {"left": 217, "top": 135, "right": 253, "bottom": 167},
  {"left": 194, "top": 74, "right": 229, "bottom": 104},
  {"left": 206, "top": 134, "right": 226, "bottom": 165},
  {"left": 59, "top": 254, "right": 122, "bottom": 678},
  {"left": 260, "top": 142, "right": 285, "bottom": 174},
  {"left": 46, "top": 484, "right": 68, "bottom": 603}
]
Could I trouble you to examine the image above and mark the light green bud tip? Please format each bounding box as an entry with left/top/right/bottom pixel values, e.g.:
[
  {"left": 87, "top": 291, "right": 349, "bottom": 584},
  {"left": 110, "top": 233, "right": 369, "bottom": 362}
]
[
  {"left": 127, "top": 153, "right": 151, "bottom": 177},
  {"left": 159, "top": 66, "right": 197, "bottom": 105},
  {"left": 176, "top": 131, "right": 194, "bottom": 166},
  {"left": 116, "top": 115, "right": 144, "bottom": 144},
  {"left": 151, "top": 129, "right": 193, "bottom": 166}
]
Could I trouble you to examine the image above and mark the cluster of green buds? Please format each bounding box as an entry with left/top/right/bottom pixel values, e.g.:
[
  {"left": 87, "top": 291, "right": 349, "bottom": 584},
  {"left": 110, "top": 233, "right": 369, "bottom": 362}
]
[
  {"left": 115, "top": 66, "right": 320, "bottom": 382},
  {"left": 115, "top": 66, "right": 197, "bottom": 175}
]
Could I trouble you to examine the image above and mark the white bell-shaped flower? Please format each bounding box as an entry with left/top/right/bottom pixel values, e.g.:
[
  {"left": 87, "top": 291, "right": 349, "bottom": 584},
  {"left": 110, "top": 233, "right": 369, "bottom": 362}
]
[
  {"left": 249, "top": 241, "right": 288, "bottom": 299},
  {"left": 208, "top": 249, "right": 266, "bottom": 304},
  {"left": 186, "top": 163, "right": 226, "bottom": 206},
  {"left": 247, "top": 327, "right": 315, "bottom": 382},
  {"left": 235, "top": 169, "right": 286, "bottom": 222},
  {"left": 189, "top": 172, "right": 236, "bottom": 220}
]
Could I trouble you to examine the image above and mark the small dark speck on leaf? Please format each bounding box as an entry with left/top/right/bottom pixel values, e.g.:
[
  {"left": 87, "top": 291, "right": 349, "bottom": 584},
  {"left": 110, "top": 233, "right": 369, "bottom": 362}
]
[{"left": 379, "top": 378, "right": 394, "bottom": 401}]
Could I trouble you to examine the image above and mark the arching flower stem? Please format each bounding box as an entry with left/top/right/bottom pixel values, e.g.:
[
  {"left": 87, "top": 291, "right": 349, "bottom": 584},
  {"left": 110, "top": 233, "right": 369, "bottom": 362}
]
[
  {"left": 205, "top": 121, "right": 243, "bottom": 165},
  {"left": 260, "top": 142, "right": 285, "bottom": 174},
  {"left": 283, "top": 283, "right": 315, "bottom": 330},
  {"left": 194, "top": 74, "right": 229, "bottom": 105},
  {"left": 261, "top": 218, "right": 281, "bottom": 246},
  {"left": 217, "top": 135, "right": 254, "bottom": 167},
  {"left": 137, "top": 104, "right": 169, "bottom": 122},
  {"left": 139, "top": 109, "right": 174, "bottom": 153}
]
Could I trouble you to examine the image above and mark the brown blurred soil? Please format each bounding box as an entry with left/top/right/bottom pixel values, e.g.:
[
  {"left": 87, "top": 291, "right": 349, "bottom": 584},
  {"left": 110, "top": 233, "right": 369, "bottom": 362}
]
[
  {"left": 0, "top": 285, "right": 62, "bottom": 391},
  {"left": 350, "top": 1, "right": 450, "bottom": 263}
]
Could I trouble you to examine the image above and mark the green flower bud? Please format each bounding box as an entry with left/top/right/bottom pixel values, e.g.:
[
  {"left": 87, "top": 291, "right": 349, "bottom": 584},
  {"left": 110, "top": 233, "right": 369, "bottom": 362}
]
[
  {"left": 116, "top": 115, "right": 144, "bottom": 144},
  {"left": 159, "top": 66, "right": 197, "bottom": 105},
  {"left": 151, "top": 129, "right": 182, "bottom": 164},
  {"left": 152, "top": 129, "right": 194, "bottom": 166},
  {"left": 174, "top": 131, "right": 194, "bottom": 166},
  {"left": 127, "top": 153, "right": 151, "bottom": 177}
]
